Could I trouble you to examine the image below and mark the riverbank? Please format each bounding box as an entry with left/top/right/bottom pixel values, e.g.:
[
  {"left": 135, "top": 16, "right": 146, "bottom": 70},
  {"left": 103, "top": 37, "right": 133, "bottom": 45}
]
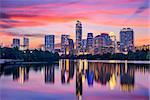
[
  {"left": 1, "top": 47, "right": 149, "bottom": 63},
  {"left": 1, "top": 57, "right": 149, "bottom": 64},
  {"left": 87, "top": 60, "right": 150, "bottom": 64},
  {"left": 1, "top": 58, "right": 149, "bottom": 65},
  {"left": 61, "top": 50, "right": 150, "bottom": 61},
  {"left": 0, "top": 59, "right": 56, "bottom": 65}
]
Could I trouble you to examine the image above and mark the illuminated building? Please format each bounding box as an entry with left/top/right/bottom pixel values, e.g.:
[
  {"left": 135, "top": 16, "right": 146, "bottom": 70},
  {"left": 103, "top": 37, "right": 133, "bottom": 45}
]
[
  {"left": 68, "top": 39, "right": 74, "bottom": 55},
  {"left": 45, "top": 35, "right": 55, "bottom": 52},
  {"left": 93, "top": 35, "right": 102, "bottom": 54},
  {"left": 76, "top": 20, "right": 82, "bottom": 54},
  {"left": 116, "top": 41, "right": 121, "bottom": 53},
  {"left": 93, "top": 33, "right": 113, "bottom": 54},
  {"left": 81, "top": 39, "right": 87, "bottom": 54},
  {"left": 61, "top": 35, "right": 70, "bottom": 54},
  {"left": 12, "top": 38, "right": 20, "bottom": 49},
  {"left": 23, "top": 37, "right": 29, "bottom": 50},
  {"left": 109, "top": 32, "right": 117, "bottom": 53},
  {"left": 87, "top": 33, "right": 93, "bottom": 54},
  {"left": 120, "top": 28, "right": 134, "bottom": 52}
]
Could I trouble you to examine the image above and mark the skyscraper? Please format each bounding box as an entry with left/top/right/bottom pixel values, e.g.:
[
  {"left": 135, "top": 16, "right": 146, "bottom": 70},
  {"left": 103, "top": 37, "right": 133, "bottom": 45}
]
[
  {"left": 76, "top": 20, "right": 82, "bottom": 54},
  {"left": 93, "top": 35, "right": 102, "bottom": 54},
  {"left": 93, "top": 33, "right": 113, "bottom": 54},
  {"left": 61, "top": 35, "right": 70, "bottom": 54},
  {"left": 120, "top": 28, "right": 134, "bottom": 52},
  {"left": 45, "top": 35, "right": 55, "bottom": 52},
  {"left": 101, "top": 33, "right": 112, "bottom": 46},
  {"left": 68, "top": 39, "right": 74, "bottom": 55},
  {"left": 23, "top": 37, "right": 29, "bottom": 50},
  {"left": 109, "top": 32, "right": 117, "bottom": 53},
  {"left": 87, "top": 33, "right": 93, "bottom": 53},
  {"left": 81, "top": 39, "right": 87, "bottom": 54},
  {"left": 12, "top": 38, "right": 20, "bottom": 49}
]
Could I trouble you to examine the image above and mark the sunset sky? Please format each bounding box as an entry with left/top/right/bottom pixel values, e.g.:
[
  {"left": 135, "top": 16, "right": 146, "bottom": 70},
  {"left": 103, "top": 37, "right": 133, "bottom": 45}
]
[{"left": 0, "top": 0, "right": 149, "bottom": 48}]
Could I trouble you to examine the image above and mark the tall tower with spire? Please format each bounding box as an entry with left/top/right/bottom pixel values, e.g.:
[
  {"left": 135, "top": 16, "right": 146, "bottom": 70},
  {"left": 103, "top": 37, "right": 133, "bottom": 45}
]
[{"left": 76, "top": 20, "right": 82, "bottom": 54}]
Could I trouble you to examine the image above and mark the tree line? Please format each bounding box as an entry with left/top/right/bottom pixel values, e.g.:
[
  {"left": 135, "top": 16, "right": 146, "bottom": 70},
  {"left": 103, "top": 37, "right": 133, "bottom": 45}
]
[
  {"left": 62, "top": 49, "right": 150, "bottom": 60},
  {"left": 0, "top": 47, "right": 149, "bottom": 61},
  {"left": 0, "top": 47, "right": 59, "bottom": 62}
]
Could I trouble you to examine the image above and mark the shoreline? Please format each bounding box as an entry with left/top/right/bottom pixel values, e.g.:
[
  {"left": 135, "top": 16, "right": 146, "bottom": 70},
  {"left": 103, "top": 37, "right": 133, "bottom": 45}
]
[{"left": 0, "top": 59, "right": 149, "bottom": 65}]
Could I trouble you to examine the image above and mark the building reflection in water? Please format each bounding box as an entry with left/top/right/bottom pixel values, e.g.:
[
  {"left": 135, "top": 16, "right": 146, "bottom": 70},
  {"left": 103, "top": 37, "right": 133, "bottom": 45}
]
[
  {"left": 59, "top": 59, "right": 145, "bottom": 99},
  {"left": 120, "top": 63, "right": 135, "bottom": 92},
  {"left": 68, "top": 60, "right": 75, "bottom": 83},
  {"left": 76, "top": 60, "right": 83, "bottom": 100},
  {"left": 1, "top": 59, "right": 148, "bottom": 97},
  {"left": 13, "top": 67, "right": 29, "bottom": 84},
  {"left": 109, "top": 74, "right": 116, "bottom": 90},
  {"left": 94, "top": 62, "right": 112, "bottom": 85},
  {"left": 87, "top": 61, "right": 94, "bottom": 86},
  {"left": 60, "top": 59, "right": 75, "bottom": 84},
  {"left": 45, "top": 65, "right": 55, "bottom": 84},
  {"left": 76, "top": 60, "right": 88, "bottom": 100}
]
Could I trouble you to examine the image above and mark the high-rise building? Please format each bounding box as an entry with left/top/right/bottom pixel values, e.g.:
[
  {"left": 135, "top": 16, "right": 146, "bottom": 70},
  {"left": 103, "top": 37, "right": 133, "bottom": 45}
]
[
  {"left": 93, "top": 35, "right": 102, "bottom": 54},
  {"left": 76, "top": 20, "right": 82, "bottom": 54},
  {"left": 109, "top": 32, "right": 117, "bottom": 53},
  {"left": 68, "top": 39, "right": 74, "bottom": 55},
  {"left": 12, "top": 38, "right": 20, "bottom": 49},
  {"left": 45, "top": 35, "right": 55, "bottom": 52},
  {"left": 93, "top": 33, "right": 113, "bottom": 54},
  {"left": 61, "top": 35, "right": 70, "bottom": 54},
  {"left": 81, "top": 39, "right": 87, "bottom": 54},
  {"left": 116, "top": 41, "right": 121, "bottom": 53},
  {"left": 23, "top": 37, "right": 29, "bottom": 50},
  {"left": 87, "top": 33, "right": 93, "bottom": 53},
  {"left": 120, "top": 28, "right": 134, "bottom": 52},
  {"left": 101, "top": 33, "right": 112, "bottom": 46}
]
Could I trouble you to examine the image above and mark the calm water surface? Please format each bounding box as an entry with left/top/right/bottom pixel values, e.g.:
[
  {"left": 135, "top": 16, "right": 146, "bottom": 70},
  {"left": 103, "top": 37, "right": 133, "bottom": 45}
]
[{"left": 0, "top": 60, "right": 150, "bottom": 100}]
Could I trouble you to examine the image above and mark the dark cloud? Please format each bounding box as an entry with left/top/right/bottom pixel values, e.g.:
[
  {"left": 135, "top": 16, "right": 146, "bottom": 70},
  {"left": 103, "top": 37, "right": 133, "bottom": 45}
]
[
  {"left": 1, "top": 19, "right": 21, "bottom": 23},
  {"left": 1, "top": 0, "right": 80, "bottom": 8},
  {"left": 0, "top": 12, "right": 36, "bottom": 19},
  {"left": 134, "top": 0, "right": 149, "bottom": 14},
  {"left": 0, "top": 24, "right": 13, "bottom": 28},
  {"left": 1, "top": 32, "right": 45, "bottom": 37},
  {"left": 0, "top": 13, "right": 39, "bottom": 29},
  {"left": 0, "top": 13, "right": 10, "bottom": 18}
]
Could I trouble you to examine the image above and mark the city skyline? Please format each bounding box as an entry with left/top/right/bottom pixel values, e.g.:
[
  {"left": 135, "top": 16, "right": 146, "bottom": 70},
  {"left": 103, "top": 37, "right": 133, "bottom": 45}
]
[
  {"left": 1, "top": 22, "right": 149, "bottom": 49},
  {"left": 0, "top": 0, "right": 149, "bottom": 48}
]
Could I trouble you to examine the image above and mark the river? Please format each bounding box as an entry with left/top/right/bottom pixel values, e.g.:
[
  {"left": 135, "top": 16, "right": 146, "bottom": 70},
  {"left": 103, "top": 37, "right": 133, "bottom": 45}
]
[{"left": 0, "top": 59, "right": 149, "bottom": 100}]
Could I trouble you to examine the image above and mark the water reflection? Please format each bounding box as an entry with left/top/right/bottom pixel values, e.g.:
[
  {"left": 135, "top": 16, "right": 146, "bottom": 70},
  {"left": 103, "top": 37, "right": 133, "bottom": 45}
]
[
  {"left": 61, "top": 60, "right": 75, "bottom": 84},
  {"left": 45, "top": 65, "right": 54, "bottom": 83},
  {"left": 0, "top": 60, "right": 149, "bottom": 99},
  {"left": 13, "top": 67, "right": 29, "bottom": 84}
]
